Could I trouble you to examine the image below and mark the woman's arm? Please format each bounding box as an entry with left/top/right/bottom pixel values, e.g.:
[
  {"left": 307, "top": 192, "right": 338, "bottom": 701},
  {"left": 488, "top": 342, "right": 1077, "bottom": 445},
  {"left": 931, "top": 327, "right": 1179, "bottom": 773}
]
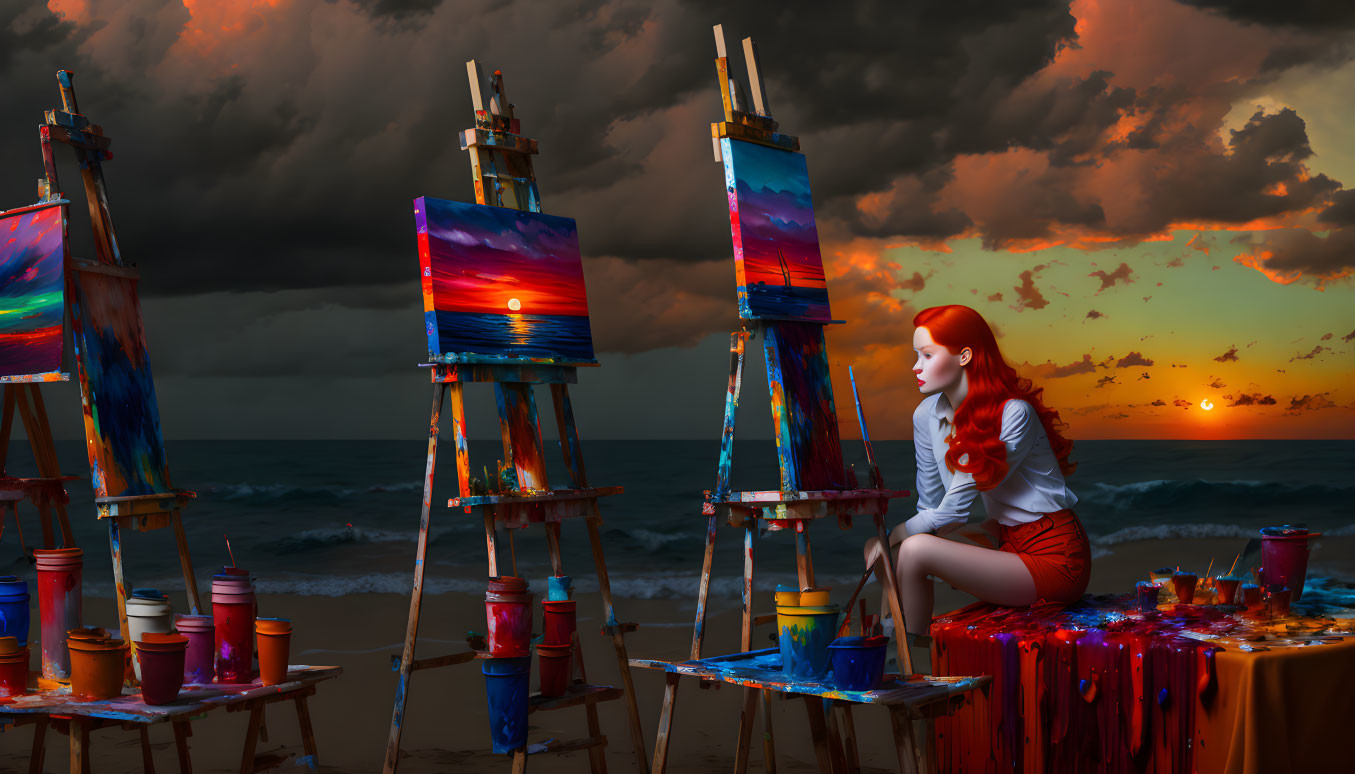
[{"left": 904, "top": 400, "right": 1040, "bottom": 536}]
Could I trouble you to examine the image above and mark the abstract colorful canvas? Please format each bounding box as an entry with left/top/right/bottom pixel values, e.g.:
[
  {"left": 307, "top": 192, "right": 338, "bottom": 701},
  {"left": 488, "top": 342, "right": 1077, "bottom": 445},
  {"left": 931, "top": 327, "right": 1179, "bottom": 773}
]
[
  {"left": 69, "top": 272, "right": 171, "bottom": 498},
  {"left": 0, "top": 202, "right": 67, "bottom": 380},
  {"left": 415, "top": 197, "right": 594, "bottom": 363},
  {"left": 721, "top": 138, "right": 831, "bottom": 322}
]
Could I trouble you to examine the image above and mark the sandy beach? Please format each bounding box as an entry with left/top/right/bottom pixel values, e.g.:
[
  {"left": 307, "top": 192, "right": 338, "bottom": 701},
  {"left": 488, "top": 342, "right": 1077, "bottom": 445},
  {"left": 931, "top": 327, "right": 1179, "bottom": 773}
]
[{"left": 1, "top": 535, "right": 1351, "bottom": 773}]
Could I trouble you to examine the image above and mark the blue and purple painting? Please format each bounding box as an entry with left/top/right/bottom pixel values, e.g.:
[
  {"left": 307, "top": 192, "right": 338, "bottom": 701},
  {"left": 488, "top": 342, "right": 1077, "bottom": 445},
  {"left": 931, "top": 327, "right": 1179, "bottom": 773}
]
[
  {"left": 414, "top": 197, "right": 595, "bottom": 363},
  {"left": 0, "top": 202, "right": 66, "bottom": 380},
  {"left": 722, "top": 139, "right": 831, "bottom": 322}
]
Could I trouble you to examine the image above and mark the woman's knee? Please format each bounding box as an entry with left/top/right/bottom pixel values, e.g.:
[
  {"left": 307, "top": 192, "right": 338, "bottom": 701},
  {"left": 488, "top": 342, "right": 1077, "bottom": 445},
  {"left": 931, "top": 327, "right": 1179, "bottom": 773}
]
[
  {"left": 896, "top": 533, "right": 941, "bottom": 574},
  {"left": 863, "top": 536, "right": 885, "bottom": 568}
]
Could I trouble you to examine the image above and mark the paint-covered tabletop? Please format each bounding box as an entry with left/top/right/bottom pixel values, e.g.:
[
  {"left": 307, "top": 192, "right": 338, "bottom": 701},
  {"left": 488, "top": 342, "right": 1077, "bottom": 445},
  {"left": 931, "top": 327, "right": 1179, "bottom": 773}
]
[
  {"left": 0, "top": 665, "right": 341, "bottom": 724},
  {"left": 630, "top": 649, "right": 987, "bottom": 707}
]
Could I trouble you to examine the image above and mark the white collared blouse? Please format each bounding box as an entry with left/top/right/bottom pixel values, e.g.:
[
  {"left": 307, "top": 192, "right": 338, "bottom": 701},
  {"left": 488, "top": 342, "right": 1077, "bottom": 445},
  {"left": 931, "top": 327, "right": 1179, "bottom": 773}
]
[{"left": 904, "top": 392, "right": 1078, "bottom": 536}]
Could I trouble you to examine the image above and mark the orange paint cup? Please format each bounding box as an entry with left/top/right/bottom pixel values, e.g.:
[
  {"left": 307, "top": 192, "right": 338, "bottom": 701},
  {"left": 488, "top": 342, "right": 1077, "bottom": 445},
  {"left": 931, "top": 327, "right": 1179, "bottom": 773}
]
[
  {"left": 255, "top": 618, "right": 292, "bottom": 686},
  {"left": 67, "top": 636, "right": 127, "bottom": 701}
]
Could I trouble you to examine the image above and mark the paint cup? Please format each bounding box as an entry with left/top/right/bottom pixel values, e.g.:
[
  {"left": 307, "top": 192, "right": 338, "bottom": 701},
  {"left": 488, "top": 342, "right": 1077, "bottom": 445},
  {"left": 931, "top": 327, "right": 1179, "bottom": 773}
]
[
  {"left": 799, "top": 588, "right": 832, "bottom": 607},
  {"left": 0, "top": 637, "right": 29, "bottom": 699},
  {"left": 136, "top": 633, "right": 187, "bottom": 705},
  {"left": 126, "top": 589, "right": 173, "bottom": 681},
  {"left": 0, "top": 576, "right": 31, "bottom": 644},
  {"left": 1171, "top": 572, "right": 1198, "bottom": 605},
  {"left": 1260, "top": 526, "right": 1316, "bottom": 601},
  {"left": 828, "top": 636, "right": 888, "bottom": 691},
  {"left": 174, "top": 614, "right": 215, "bottom": 685},
  {"left": 777, "top": 603, "right": 841, "bottom": 680},
  {"left": 1135, "top": 581, "right": 1161, "bottom": 613},
  {"left": 1241, "top": 583, "right": 1262, "bottom": 610},
  {"left": 546, "top": 575, "right": 573, "bottom": 601},
  {"left": 537, "top": 643, "right": 573, "bottom": 698},
  {"left": 255, "top": 618, "right": 292, "bottom": 687},
  {"left": 35, "top": 547, "right": 83, "bottom": 680},
  {"left": 1149, "top": 568, "right": 1176, "bottom": 602},
  {"left": 482, "top": 657, "right": 531, "bottom": 753},
  {"left": 212, "top": 573, "right": 256, "bottom": 684},
  {"left": 67, "top": 636, "right": 127, "bottom": 701},
  {"left": 1265, "top": 586, "right": 1292, "bottom": 618},
  {"left": 1214, "top": 577, "right": 1242, "bottom": 606},
  {"left": 774, "top": 585, "right": 801, "bottom": 607},
  {"left": 486, "top": 579, "right": 532, "bottom": 658}
]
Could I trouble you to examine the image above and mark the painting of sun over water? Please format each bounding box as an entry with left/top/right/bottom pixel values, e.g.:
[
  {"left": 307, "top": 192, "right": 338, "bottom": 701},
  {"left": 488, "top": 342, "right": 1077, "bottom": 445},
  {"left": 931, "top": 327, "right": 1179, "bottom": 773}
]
[
  {"left": 721, "top": 138, "right": 831, "bottom": 323},
  {"left": 414, "top": 197, "right": 595, "bottom": 363},
  {"left": 0, "top": 202, "right": 66, "bottom": 380}
]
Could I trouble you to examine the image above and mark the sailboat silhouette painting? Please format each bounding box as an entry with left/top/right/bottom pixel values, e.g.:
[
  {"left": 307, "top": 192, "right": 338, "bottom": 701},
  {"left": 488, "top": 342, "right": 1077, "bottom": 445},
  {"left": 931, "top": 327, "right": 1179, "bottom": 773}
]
[
  {"left": 722, "top": 139, "right": 831, "bottom": 322},
  {"left": 415, "top": 197, "right": 594, "bottom": 363}
]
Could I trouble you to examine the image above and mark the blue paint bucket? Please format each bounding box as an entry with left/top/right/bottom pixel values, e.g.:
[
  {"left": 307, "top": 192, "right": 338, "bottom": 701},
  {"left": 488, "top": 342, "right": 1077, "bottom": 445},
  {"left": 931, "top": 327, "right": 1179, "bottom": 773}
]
[
  {"left": 0, "top": 576, "right": 30, "bottom": 644},
  {"left": 482, "top": 656, "right": 531, "bottom": 753},
  {"left": 777, "top": 604, "right": 840, "bottom": 680},
  {"left": 828, "top": 635, "right": 888, "bottom": 691},
  {"left": 546, "top": 575, "right": 573, "bottom": 601}
]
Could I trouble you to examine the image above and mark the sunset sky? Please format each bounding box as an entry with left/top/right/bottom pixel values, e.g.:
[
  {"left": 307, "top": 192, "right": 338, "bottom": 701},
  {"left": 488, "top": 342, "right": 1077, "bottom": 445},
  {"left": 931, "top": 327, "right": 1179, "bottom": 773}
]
[{"left": 0, "top": 0, "right": 1350, "bottom": 439}]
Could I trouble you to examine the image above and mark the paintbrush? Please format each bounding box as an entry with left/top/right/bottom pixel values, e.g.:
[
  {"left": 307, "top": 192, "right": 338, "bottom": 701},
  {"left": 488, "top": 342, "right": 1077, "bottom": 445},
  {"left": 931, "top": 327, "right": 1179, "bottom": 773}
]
[
  {"left": 836, "top": 566, "right": 876, "bottom": 637},
  {"left": 224, "top": 533, "right": 237, "bottom": 568}
]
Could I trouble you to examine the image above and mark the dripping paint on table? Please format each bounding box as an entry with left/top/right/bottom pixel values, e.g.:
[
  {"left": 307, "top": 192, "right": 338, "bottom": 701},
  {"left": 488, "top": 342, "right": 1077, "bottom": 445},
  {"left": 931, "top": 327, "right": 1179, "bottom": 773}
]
[
  {"left": 0, "top": 201, "right": 67, "bottom": 380},
  {"left": 721, "top": 139, "right": 830, "bottom": 322},
  {"left": 414, "top": 197, "right": 594, "bottom": 363}
]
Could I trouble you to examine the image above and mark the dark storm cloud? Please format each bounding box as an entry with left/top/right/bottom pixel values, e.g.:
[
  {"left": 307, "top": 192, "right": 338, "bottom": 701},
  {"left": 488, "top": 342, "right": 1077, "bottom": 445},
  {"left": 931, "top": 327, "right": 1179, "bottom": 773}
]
[
  {"left": 1179, "top": 1, "right": 1355, "bottom": 30},
  {"left": 1089, "top": 262, "right": 1133, "bottom": 291},
  {"left": 1115, "top": 351, "right": 1152, "bottom": 367},
  {"left": 1225, "top": 392, "right": 1276, "bottom": 406},
  {"left": 1084, "top": 309, "right": 1103, "bottom": 320},
  {"left": 1012, "top": 269, "right": 1049, "bottom": 311},
  {"left": 1022, "top": 353, "right": 1096, "bottom": 379},
  {"left": 1213, "top": 346, "right": 1240, "bottom": 362}
]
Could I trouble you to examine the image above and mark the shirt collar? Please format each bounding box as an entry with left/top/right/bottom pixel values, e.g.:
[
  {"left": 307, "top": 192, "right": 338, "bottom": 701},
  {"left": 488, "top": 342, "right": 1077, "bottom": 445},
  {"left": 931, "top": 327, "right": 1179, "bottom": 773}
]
[{"left": 932, "top": 393, "right": 955, "bottom": 426}]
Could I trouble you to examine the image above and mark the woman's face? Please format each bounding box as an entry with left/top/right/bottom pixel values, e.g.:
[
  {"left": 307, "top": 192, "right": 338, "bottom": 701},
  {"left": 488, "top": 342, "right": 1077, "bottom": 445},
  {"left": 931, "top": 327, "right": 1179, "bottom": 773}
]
[{"left": 913, "top": 326, "right": 968, "bottom": 394}]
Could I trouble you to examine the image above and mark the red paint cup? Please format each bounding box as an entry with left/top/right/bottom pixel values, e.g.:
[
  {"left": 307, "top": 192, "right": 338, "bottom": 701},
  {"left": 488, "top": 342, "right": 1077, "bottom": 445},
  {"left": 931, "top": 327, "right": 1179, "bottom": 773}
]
[
  {"left": 136, "top": 633, "right": 187, "bottom": 705},
  {"left": 67, "top": 636, "right": 127, "bottom": 701},
  {"left": 1171, "top": 572, "right": 1198, "bottom": 605},
  {"left": 1241, "top": 583, "right": 1263, "bottom": 610},
  {"left": 486, "top": 582, "right": 532, "bottom": 658},
  {"left": 1265, "top": 586, "right": 1292, "bottom": 618},
  {"left": 537, "top": 643, "right": 573, "bottom": 697},
  {"left": 542, "top": 599, "right": 577, "bottom": 684},
  {"left": 1135, "top": 581, "right": 1161, "bottom": 613},
  {"left": 212, "top": 573, "right": 256, "bottom": 684},
  {"left": 34, "top": 547, "right": 83, "bottom": 680},
  {"left": 1260, "top": 528, "right": 1316, "bottom": 601},
  {"left": 1214, "top": 577, "right": 1241, "bottom": 605},
  {"left": 0, "top": 638, "right": 29, "bottom": 699}
]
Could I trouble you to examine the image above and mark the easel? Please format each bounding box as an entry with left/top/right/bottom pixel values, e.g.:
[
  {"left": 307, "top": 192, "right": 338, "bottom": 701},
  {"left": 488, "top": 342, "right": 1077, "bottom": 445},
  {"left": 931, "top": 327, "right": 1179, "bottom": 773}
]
[
  {"left": 0, "top": 204, "right": 77, "bottom": 557},
  {"left": 640, "top": 27, "right": 914, "bottom": 774},
  {"left": 36, "top": 70, "right": 201, "bottom": 657},
  {"left": 383, "top": 63, "right": 648, "bottom": 774}
]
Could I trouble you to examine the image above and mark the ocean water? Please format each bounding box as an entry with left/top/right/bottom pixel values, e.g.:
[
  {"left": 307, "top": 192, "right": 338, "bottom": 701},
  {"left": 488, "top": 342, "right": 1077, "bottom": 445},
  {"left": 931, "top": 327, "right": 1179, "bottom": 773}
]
[
  {"left": 2, "top": 440, "right": 1351, "bottom": 601},
  {"left": 435, "top": 310, "right": 594, "bottom": 361}
]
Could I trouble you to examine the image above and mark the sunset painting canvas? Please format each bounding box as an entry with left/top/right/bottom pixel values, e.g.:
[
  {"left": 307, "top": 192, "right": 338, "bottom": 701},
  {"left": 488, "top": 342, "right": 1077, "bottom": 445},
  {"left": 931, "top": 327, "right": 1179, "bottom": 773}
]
[
  {"left": 0, "top": 201, "right": 67, "bottom": 380},
  {"left": 415, "top": 197, "right": 595, "bottom": 363},
  {"left": 722, "top": 138, "right": 831, "bottom": 322}
]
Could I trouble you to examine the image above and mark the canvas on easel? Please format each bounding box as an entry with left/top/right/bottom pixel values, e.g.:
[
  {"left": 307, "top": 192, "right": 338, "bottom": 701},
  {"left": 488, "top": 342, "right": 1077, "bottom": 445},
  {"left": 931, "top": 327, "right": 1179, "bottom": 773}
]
[{"left": 0, "top": 199, "right": 76, "bottom": 555}]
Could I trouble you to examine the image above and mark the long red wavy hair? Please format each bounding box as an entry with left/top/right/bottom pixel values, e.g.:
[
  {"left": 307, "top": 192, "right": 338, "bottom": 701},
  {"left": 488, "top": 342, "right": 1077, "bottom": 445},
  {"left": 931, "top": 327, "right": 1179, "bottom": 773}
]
[{"left": 914, "top": 305, "right": 1076, "bottom": 490}]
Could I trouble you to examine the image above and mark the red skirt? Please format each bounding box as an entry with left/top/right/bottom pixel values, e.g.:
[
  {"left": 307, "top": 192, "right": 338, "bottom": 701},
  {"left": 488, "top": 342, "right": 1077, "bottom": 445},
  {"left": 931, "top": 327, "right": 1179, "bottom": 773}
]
[{"left": 998, "top": 509, "right": 1091, "bottom": 603}]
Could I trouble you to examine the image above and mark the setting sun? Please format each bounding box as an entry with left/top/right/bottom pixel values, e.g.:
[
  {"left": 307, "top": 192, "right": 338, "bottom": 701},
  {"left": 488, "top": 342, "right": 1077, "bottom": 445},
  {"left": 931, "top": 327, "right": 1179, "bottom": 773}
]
[
  {"left": 507, "top": 298, "right": 521, "bottom": 311},
  {"left": 1200, "top": 399, "right": 1214, "bottom": 411}
]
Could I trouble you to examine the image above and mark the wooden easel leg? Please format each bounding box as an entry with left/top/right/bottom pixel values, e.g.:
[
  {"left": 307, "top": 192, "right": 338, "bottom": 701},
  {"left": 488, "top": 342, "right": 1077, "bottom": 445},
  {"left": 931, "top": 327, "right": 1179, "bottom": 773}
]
[
  {"left": 584, "top": 515, "right": 648, "bottom": 772},
  {"left": 23, "top": 386, "right": 73, "bottom": 546},
  {"left": 510, "top": 747, "right": 527, "bottom": 774},
  {"left": 140, "top": 725, "right": 156, "bottom": 773},
  {"left": 240, "top": 703, "right": 263, "bottom": 774},
  {"left": 794, "top": 522, "right": 815, "bottom": 589},
  {"left": 802, "top": 696, "right": 834, "bottom": 774},
  {"left": 294, "top": 694, "right": 319, "bottom": 767},
  {"left": 838, "top": 704, "right": 860, "bottom": 774},
  {"left": 873, "top": 515, "right": 913, "bottom": 676},
  {"left": 760, "top": 690, "right": 777, "bottom": 774},
  {"left": 888, "top": 707, "right": 920, "bottom": 774},
  {"left": 734, "top": 686, "right": 759, "bottom": 774},
  {"left": 824, "top": 703, "right": 849, "bottom": 774},
  {"left": 691, "top": 515, "right": 718, "bottom": 659},
  {"left": 35, "top": 498, "right": 55, "bottom": 550},
  {"left": 652, "top": 674, "right": 680, "bottom": 774},
  {"left": 171, "top": 510, "right": 201, "bottom": 614},
  {"left": 109, "top": 518, "right": 132, "bottom": 645},
  {"left": 172, "top": 720, "right": 193, "bottom": 774},
  {"left": 259, "top": 705, "right": 269, "bottom": 742},
  {"left": 70, "top": 717, "right": 90, "bottom": 774},
  {"left": 28, "top": 716, "right": 48, "bottom": 774},
  {"left": 383, "top": 382, "right": 446, "bottom": 774}
]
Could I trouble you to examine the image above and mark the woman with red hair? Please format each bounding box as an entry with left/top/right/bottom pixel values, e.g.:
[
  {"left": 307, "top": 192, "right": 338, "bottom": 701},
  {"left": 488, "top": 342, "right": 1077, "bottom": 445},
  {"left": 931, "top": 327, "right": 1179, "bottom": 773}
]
[{"left": 865, "top": 304, "right": 1089, "bottom": 647}]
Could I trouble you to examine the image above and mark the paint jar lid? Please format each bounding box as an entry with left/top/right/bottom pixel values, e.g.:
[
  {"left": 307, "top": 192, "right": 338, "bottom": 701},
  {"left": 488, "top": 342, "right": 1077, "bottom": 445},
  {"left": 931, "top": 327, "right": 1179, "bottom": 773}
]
[
  {"left": 488, "top": 576, "right": 529, "bottom": 592},
  {"left": 131, "top": 588, "right": 163, "bottom": 599},
  {"left": 1171, "top": 571, "right": 1196, "bottom": 578},
  {"left": 775, "top": 584, "right": 799, "bottom": 593},
  {"left": 0, "top": 576, "right": 26, "bottom": 597},
  {"left": 219, "top": 566, "right": 250, "bottom": 576},
  {"left": 174, "top": 614, "right": 213, "bottom": 630},
  {"left": 256, "top": 618, "right": 292, "bottom": 635},
  {"left": 67, "top": 636, "right": 127, "bottom": 652},
  {"left": 67, "top": 627, "right": 109, "bottom": 642},
  {"left": 137, "top": 632, "right": 189, "bottom": 648},
  {"left": 541, "top": 599, "right": 577, "bottom": 611},
  {"left": 1260, "top": 525, "right": 1308, "bottom": 537},
  {"left": 0, "top": 636, "right": 22, "bottom": 655}
]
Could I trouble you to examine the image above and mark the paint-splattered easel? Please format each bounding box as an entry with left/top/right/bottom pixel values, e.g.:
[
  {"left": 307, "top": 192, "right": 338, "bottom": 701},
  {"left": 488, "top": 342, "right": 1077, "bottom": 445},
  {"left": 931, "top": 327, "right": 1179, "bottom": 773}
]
[
  {"left": 36, "top": 70, "right": 202, "bottom": 648},
  {"left": 382, "top": 63, "right": 648, "bottom": 774},
  {"left": 636, "top": 27, "right": 915, "bottom": 774},
  {"left": 0, "top": 200, "right": 76, "bottom": 558}
]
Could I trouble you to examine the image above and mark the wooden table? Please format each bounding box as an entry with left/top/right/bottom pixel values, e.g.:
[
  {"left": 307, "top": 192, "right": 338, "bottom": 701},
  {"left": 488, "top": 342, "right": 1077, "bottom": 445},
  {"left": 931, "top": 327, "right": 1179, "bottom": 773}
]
[
  {"left": 0, "top": 665, "right": 341, "bottom": 773},
  {"left": 632, "top": 649, "right": 988, "bottom": 774}
]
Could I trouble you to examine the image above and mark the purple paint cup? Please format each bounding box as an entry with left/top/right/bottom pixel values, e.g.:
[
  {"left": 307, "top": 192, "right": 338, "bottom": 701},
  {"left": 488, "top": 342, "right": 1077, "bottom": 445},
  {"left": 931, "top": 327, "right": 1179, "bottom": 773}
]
[{"left": 1135, "top": 581, "right": 1161, "bottom": 613}]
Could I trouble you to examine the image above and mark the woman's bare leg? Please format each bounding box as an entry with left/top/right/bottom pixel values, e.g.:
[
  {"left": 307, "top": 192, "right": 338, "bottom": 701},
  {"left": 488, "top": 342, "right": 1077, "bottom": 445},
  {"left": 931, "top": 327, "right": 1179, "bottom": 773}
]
[{"left": 894, "top": 533, "right": 1037, "bottom": 636}]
